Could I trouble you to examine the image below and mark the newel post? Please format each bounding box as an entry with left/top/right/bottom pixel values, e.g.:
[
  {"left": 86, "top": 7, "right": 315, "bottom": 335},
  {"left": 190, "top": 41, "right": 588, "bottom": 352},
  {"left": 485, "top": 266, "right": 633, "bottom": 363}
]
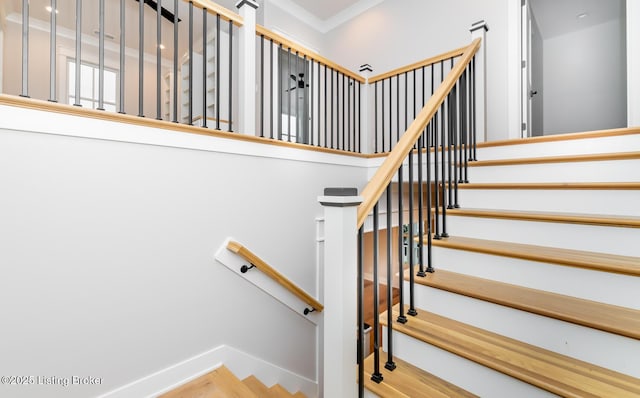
[
  {"left": 470, "top": 20, "right": 488, "bottom": 143},
  {"left": 236, "top": 0, "right": 258, "bottom": 135},
  {"left": 318, "top": 188, "right": 362, "bottom": 398}
]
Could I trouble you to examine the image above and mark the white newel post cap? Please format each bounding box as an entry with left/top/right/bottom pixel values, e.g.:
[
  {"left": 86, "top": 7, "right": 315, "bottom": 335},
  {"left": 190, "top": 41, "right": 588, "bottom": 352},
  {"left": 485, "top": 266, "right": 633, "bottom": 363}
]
[
  {"left": 235, "top": 0, "right": 259, "bottom": 9},
  {"left": 319, "top": 187, "right": 363, "bottom": 207}
]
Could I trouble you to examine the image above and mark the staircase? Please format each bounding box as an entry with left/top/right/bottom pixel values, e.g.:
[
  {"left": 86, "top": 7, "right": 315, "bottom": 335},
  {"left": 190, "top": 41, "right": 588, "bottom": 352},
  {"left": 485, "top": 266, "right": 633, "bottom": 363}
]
[
  {"left": 159, "top": 365, "right": 307, "bottom": 398},
  {"left": 364, "top": 128, "right": 640, "bottom": 397}
]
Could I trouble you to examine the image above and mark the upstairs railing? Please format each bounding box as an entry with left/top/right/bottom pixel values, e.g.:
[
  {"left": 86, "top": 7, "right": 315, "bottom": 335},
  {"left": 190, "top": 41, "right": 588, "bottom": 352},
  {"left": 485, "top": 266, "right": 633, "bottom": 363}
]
[
  {"left": 255, "top": 26, "right": 365, "bottom": 152},
  {"left": 355, "top": 38, "right": 481, "bottom": 396},
  {"left": 10, "top": 0, "right": 240, "bottom": 130},
  {"left": 3, "top": 0, "right": 364, "bottom": 153}
]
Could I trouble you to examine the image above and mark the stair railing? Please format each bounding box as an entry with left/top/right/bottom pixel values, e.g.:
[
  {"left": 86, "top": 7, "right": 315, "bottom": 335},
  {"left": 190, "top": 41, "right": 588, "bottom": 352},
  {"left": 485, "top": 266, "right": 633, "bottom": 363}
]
[
  {"left": 226, "top": 240, "right": 323, "bottom": 315},
  {"left": 255, "top": 25, "right": 365, "bottom": 152},
  {"left": 356, "top": 37, "right": 481, "bottom": 396}
]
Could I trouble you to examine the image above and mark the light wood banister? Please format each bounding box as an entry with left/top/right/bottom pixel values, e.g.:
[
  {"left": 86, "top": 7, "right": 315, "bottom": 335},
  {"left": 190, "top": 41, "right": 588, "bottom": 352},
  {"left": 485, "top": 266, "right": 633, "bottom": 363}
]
[
  {"left": 368, "top": 45, "right": 468, "bottom": 84},
  {"left": 226, "top": 240, "right": 324, "bottom": 313},
  {"left": 356, "top": 38, "right": 481, "bottom": 228},
  {"left": 255, "top": 25, "right": 365, "bottom": 83},
  {"left": 188, "top": 0, "right": 244, "bottom": 26}
]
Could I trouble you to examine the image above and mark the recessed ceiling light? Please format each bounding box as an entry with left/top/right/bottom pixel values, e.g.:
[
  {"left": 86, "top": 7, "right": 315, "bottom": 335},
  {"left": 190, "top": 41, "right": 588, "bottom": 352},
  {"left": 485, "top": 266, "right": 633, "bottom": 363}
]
[
  {"left": 577, "top": 12, "right": 588, "bottom": 19},
  {"left": 45, "top": 6, "right": 59, "bottom": 14}
]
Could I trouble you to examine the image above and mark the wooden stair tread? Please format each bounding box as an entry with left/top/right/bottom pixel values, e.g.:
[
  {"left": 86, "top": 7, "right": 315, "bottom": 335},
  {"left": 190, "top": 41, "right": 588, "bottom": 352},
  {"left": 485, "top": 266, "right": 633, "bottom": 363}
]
[
  {"left": 363, "top": 350, "right": 478, "bottom": 397},
  {"left": 447, "top": 208, "right": 640, "bottom": 228},
  {"left": 382, "top": 305, "right": 640, "bottom": 397},
  {"left": 428, "top": 235, "right": 640, "bottom": 276},
  {"left": 468, "top": 151, "right": 640, "bottom": 167},
  {"left": 159, "top": 365, "right": 257, "bottom": 398},
  {"left": 269, "top": 384, "right": 296, "bottom": 397},
  {"left": 409, "top": 269, "right": 640, "bottom": 339},
  {"left": 459, "top": 182, "right": 640, "bottom": 190},
  {"left": 242, "top": 375, "right": 271, "bottom": 396},
  {"left": 476, "top": 127, "right": 640, "bottom": 149}
]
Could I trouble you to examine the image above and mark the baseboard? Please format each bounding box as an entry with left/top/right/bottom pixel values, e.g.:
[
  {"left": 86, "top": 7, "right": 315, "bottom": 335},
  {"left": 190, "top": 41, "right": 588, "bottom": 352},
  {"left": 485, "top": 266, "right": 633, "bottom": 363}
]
[{"left": 96, "top": 345, "right": 317, "bottom": 398}]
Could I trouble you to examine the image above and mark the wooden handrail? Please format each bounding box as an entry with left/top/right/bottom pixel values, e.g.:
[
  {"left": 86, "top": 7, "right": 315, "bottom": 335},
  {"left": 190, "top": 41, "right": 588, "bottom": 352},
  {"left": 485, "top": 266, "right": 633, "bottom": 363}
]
[
  {"left": 189, "top": 0, "right": 244, "bottom": 26},
  {"left": 226, "top": 240, "right": 324, "bottom": 313},
  {"left": 356, "top": 38, "right": 481, "bottom": 228},
  {"left": 368, "top": 45, "right": 468, "bottom": 84},
  {"left": 256, "top": 25, "right": 365, "bottom": 83}
]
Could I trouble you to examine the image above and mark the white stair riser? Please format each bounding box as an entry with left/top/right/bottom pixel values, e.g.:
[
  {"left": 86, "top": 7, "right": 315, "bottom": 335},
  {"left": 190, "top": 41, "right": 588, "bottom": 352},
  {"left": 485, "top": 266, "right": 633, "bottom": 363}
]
[
  {"left": 446, "top": 216, "right": 640, "bottom": 257},
  {"left": 468, "top": 159, "right": 640, "bottom": 183},
  {"left": 459, "top": 189, "right": 640, "bottom": 217},
  {"left": 382, "top": 326, "right": 559, "bottom": 398},
  {"left": 407, "top": 285, "right": 640, "bottom": 378},
  {"left": 477, "top": 134, "right": 640, "bottom": 160},
  {"left": 431, "top": 247, "right": 640, "bottom": 309}
]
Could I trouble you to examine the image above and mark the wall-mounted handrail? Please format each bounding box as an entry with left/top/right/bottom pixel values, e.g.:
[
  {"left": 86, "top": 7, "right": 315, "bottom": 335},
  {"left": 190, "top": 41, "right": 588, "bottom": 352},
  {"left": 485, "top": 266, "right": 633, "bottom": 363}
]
[
  {"left": 226, "top": 240, "right": 324, "bottom": 313},
  {"left": 357, "top": 38, "right": 481, "bottom": 228},
  {"left": 189, "top": 0, "right": 244, "bottom": 26},
  {"left": 368, "top": 45, "right": 468, "bottom": 84},
  {"left": 256, "top": 25, "right": 364, "bottom": 83}
]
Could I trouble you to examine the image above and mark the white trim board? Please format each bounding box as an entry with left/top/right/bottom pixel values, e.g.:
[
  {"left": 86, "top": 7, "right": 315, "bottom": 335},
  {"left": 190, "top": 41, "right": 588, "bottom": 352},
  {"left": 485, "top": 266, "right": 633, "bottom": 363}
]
[
  {"left": 97, "top": 345, "right": 318, "bottom": 398},
  {"left": 214, "top": 237, "right": 322, "bottom": 325}
]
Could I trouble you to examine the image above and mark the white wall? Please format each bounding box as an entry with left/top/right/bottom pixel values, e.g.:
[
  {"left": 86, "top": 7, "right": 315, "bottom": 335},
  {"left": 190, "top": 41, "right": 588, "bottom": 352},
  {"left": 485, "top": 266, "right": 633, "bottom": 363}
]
[
  {"left": 531, "top": 12, "right": 544, "bottom": 136},
  {"left": 321, "top": 0, "right": 512, "bottom": 142},
  {"left": 543, "top": 18, "right": 627, "bottom": 134},
  {"left": 0, "top": 107, "right": 370, "bottom": 397}
]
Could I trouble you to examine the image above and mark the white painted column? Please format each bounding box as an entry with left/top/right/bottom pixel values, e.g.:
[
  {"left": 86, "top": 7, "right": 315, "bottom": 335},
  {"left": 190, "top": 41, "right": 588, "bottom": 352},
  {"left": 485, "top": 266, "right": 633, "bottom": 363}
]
[
  {"left": 359, "top": 64, "right": 373, "bottom": 154},
  {"left": 628, "top": 1, "right": 640, "bottom": 127},
  {"left": 318, "top": 188, "right": 362, "bottom": 398},
  {"left": 235, "top": 0, "right": 258, "bottom": 135},
  {"left": 470, "top": 21, "right": 488, "bottom": 143}
]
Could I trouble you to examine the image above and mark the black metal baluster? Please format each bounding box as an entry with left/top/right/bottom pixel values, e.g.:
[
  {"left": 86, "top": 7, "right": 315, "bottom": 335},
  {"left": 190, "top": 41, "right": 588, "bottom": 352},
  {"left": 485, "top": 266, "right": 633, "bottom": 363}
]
[
  {"left": 389, "top": 77, "right": 392, "bottom": 148},
  {"left": 397, "top": 166, "right": 407, "bottom": 324},
  {"left": 440, "top": 61, "right": 449, "bottom": 238},
  {"left": 357, "top": 226, "right": 365, "bottom": 398},
  {"left": 202, "top": 9, "right": 208, "bottom": 127},
  {"left": 260, "top": 34, "right": 264, "bottom": 136},
  {"left": 295, "top": 51, "right": 299, "bottom": 142},
  {"left": 448, "top": 58, "right": 457, "bottom": 208},
  {"left": 331, "top": 68, "right": 334, "bottom": 149},
  {"left": 278, "top": 43, "right": 282, "bottom": 139},
  {"left": 118, "top": 0, "right": 125, "bottom": 112},
  {"left": 460, "top": 67, "right": 467, "bottom": 184},
  {"left": 385, "top": 185, "right": 396, "bottom": 370},
  {"left": 188, "top": 2, "right": 193, "bottom": 125},
  {"left": 381, "top": 79, "right": 385, "bottom": 152},
  {"left": 155, "top": 0, "right": 162, "bottom": 118},
  {"left": 310, "top": 58, "right": 314, "bottom": 145},
  {"left": 49, "top": 0, "right": 57, "bottom": 102},
  {"left": 407, "top": 150, "right": 417, "bottom": 317},
  {"left": 98, "top": 0, "right": 105, "bottom": 110},
  {"left": 21, "top": 0, "right": 29, "bottom": 98},
  {"left": 471, "top": 56, "right": 477, "bottom": 161},
  {"left": 358, "top": 82, "right": 362, "bottom": 153},
  {"left": 433, "top": 64, "right": 441, "bottom": 240},
  {"left": 227, "top": 20, "right": 233, "bottom": 132},
  {"left": 396, "top": 74, "right": 400, "bottom": 143},
  {"left": 374, "top": 81, "right": 378, "bottom": 153},
  {"left": 324, "top": 64, "right": 327, "bottom": 147},
  {"left": 138, "top": 0, "right": 144, "bottom": 116},
  {"left": 287, "top": 48, "right": 291, "bottom": 141},
  {"left": 371, "top": 204, "right": 383, "bottom": 384},
  {"left": 270, "top": 39, "right": 274, "bottom": 139},
  {"left": 215, "top": 14, "right": 221, "bottom": 130},
  {"left": 463, "top": 66, "right": 470, "bottom": 182},
  {"left": 342, "top": 74, "right": 346, "bottom": 150},
  {"left": 425, "top": 119, "right": 434, "bottom": 273},
  {"left": 347, "top": 77, "right": 351, "bottom": 151},
  {"left": 172, "top": 0, "right": 178, "bottom": 121},
  {"left": 417, "top": 68, "right": 426, "bottom": 277},
  {"left": 73, "top": 0, "right": 81, "bottom": 106}
]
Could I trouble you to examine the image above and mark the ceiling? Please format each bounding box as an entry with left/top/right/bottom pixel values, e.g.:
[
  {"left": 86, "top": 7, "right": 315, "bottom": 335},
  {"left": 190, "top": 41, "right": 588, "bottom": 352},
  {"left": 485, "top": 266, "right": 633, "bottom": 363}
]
[
  {"left": 530, "top": 0, "right": 625, "bottom": 39},
  {"left": 266, "top": 0, "right": 383, "bottom": 32}
]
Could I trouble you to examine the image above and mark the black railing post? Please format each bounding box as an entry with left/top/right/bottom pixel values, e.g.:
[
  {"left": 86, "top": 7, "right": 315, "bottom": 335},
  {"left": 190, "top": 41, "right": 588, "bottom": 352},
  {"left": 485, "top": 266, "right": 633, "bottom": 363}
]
[
  {"left": 216, "top": 14, "right": 221, "bottom": 130},
  {"left": 270, "top": 39, "right": 274, "bottom": 139},
  {"left": 357, "top": 226, "right": 365, "bottom": 398},
  {"left": 138, "top": 0, "right": 144, "bottom": 116},
  {"left": 202, "top": 8, "right": 208, "bottom": 128},
  {"left": 21, "top": 0, "right": 29, "bottom": 98},
  {"left": 73, "top": 0, "right": 81, "bottom": 106},
  {"left": 156, "top": 0, "right": 162, "bottom": 118},
  {"left": 425, "top": 121, "right": 435, "bottom": 273},
  {"left": 49, "top": 0, "right": 57, "bottom": 102},
  {"left": 172, "top": 0, "right": 178, "bottom": 121},
  {"left": 227, "top": 20, "right": 233, "bottom": 132},
  {"left": 396, "top": 165, "right": 407, "bottom": 324},
  {"left": 188, "top": 1, "right": 194, "bottom": 125},
  {"left": 407, "top": 150, "right": 418, "bottom": 317},
  {"left": 440, "top": 61, "right": 449, "bottom": 238},
  {"left": 381, "top": 79, "right": 385, "bottom": 152},
  {"left": 371, "top": 204, "right": 383, "bottom": 384},
  {"left": 385, "top": 185, "right": 396, "bottom": 371}
]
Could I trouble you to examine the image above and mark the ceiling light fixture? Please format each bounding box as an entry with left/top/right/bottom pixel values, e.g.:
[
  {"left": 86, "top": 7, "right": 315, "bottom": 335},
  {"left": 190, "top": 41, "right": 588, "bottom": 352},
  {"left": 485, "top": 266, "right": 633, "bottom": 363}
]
[{"left": 577, "top": 12, "right": 588, "bottom": 19}]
